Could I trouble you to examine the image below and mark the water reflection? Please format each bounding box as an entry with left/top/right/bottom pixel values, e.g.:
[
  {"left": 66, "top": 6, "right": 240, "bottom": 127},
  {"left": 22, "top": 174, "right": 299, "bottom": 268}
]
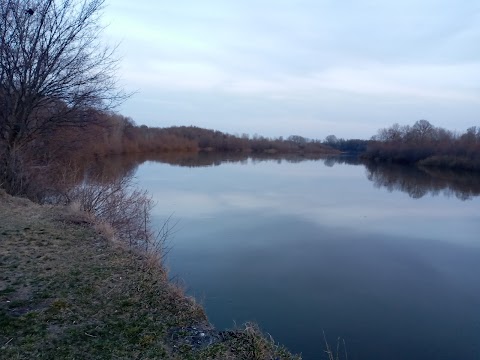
[
  {"left": 323, "top": 154, "right": 363, "bottom": 167},
  {"left": 364, "top": 161, "right": 480, "bottom": 200},
  {"left": 84, "top": 154, "right": 141, "bottom": 182},
  {"left": 89, "top": 153, "right": 480, "bottom": 201},
  {"left": 134, "top": 151, "right": 333, "bottom": 167}
]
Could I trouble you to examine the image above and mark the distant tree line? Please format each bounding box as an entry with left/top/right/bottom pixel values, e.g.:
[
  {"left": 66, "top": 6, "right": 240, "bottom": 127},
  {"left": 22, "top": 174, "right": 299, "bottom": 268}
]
[
  {"left": 60, "top": 114, "right": 339, "bottom": 160},
  {"left": 29, "top": 112, "right": 341, "bottom": 165},
  {"left": 362, "top": 120, "right": 480, "bottom": 171},
  {"left": 322, "top": 135, "right": 369, "bottom": 153}
]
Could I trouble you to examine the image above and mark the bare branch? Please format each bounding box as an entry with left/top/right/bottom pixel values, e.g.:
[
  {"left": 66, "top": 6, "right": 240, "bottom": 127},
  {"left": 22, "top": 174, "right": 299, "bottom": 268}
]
[{"left": 1, "top": 0, "right": 128, "bottom": 194}]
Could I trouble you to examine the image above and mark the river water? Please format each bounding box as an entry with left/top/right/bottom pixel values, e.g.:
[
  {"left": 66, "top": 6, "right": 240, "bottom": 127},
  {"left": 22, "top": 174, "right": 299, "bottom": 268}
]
[{"left": 120, "top": 154, "right": 480, "bottom": 360}]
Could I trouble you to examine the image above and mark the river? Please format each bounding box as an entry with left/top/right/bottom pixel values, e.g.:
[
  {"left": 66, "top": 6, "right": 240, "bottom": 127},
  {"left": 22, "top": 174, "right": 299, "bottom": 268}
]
[{"left": 106, "top": 153, "right": 480, "bottom": 360}]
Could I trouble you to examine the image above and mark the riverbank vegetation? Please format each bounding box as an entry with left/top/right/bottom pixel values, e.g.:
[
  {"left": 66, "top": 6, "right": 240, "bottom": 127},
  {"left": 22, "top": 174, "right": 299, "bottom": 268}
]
[
  {"left": 322, "top": 135, "right": 369, "bottom": 153},
  {"left": 363, "top": 120, "right": 480, "bottom": 171}
]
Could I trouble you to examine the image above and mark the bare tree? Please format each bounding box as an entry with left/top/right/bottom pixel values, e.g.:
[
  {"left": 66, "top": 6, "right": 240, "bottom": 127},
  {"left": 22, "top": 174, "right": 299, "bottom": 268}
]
[
  {"left": 0, "top": 0, "right": 125, "bottom": 194},
  {"left": 324, "top": 134, "right": 338, "bottom": 146},
  {"left": 411, "top": 119, "right": 434, "bottom": 141},
  {"left": 287, "top": 135, "right": 307, "bottom": 146}
]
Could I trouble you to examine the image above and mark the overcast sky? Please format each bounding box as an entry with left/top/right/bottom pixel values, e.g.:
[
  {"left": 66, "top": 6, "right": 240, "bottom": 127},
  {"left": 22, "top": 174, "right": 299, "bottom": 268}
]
[{"left": 102, "top": 0, "right": 480, "bottom": 139}]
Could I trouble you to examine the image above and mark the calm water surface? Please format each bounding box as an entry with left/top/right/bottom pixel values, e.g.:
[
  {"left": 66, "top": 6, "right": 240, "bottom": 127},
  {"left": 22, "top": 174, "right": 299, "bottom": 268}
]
[{"left": 131, "top": 155, "right": 480, "bottom": 360}]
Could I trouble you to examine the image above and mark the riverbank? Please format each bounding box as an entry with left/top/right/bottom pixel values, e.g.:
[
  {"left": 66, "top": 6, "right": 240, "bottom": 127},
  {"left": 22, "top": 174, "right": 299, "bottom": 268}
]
[{"left": 0, "top": 190, "right": 300, "bottom": 359}]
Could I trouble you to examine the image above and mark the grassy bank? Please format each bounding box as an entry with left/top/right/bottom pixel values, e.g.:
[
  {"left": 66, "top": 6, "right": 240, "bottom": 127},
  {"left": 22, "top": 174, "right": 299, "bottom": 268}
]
[{"left": 0, "top": 191, "right": 300, "bottom": 359}]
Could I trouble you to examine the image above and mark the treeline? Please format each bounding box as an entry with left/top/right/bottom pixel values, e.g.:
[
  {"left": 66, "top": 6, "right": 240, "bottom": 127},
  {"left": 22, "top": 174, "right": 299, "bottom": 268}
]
[
  {"left": 363, "top": 120, "right": 480, "bottom": 171},
  {"left": 322, "top": 135, "right": 369, "bottom": 153},
  {"left": 46, "top": 112, "right": 339, "bottom": 163}
]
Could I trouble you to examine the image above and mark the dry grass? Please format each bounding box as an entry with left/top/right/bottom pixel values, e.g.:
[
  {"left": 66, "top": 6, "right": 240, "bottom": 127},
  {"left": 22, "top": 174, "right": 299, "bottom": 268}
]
[
  {"left": 223, "top": 322, "right": 302, "bottom": 360},
  {"left": 323, "top": 330, "right": 348, "bottom": 360}
]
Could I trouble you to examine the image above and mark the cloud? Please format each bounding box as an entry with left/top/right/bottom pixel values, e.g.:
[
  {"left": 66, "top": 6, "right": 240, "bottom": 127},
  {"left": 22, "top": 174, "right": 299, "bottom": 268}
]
[
  {"left": 122, "top": 58, "right": 480, "bottom": 102},
  {"left": 121, "top": 60, "right": 228, "bottom": 91},
  {"left": 107, "top": 0, "right": 480, "bottom": 103}
]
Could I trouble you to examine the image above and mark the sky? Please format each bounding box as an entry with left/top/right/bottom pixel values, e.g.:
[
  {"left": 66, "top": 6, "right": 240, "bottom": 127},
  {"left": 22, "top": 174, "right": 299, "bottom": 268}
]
[{"left": 101, "top": 0, "right": 480, "bottom": 140}]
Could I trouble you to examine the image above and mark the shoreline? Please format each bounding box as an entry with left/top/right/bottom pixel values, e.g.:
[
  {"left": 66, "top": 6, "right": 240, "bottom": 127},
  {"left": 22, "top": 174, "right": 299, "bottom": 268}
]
[{"left": 0, "top": 190, "right": 300, "bottom": 359}]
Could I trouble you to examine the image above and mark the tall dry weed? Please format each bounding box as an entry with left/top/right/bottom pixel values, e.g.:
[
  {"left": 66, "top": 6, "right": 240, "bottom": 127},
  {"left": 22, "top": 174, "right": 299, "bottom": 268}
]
[{"left": 64, "top": 174, "right": 170, "bottom": 268}]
